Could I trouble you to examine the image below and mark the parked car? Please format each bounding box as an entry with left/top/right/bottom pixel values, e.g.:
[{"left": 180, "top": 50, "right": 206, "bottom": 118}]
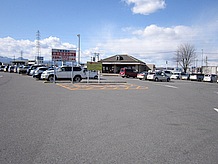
[
  {"left": 4, "top": 65, "right": 9, "bottom": 72},
  {"left": 137, "top": 71, "right": 148, "bottom": 80},
  {"left": 203, "top": 74, "right": 217, "bottom": 83},
  {"left": 189, "top": 73, "right": 204, "bottom": 81},
  {"left": 41, "top": 66, "right": 86, "bottom": 82},
  {"left": 0, "top": 65, "right": 5, "bottom": 71},
  {"left": 119, "top": 68, "right": 138, "bottom": 78},
  {"left": 181, "top": 73, "right": 190, "bottom": 80},
  {"left": 8, "top": 66, "right": 15, "bottom": 73},
  {"left": 26, "top": 65, "right": 44, "bottom": 75},
  {"left": 147, "top": 72, "right": 170, "bottom": 82},
  {"left": 18, "top": 66, "right": 30, "bottom": 74},
  {"left": 33, "top": 67, "right": 49, "bottom": 79},
  {"left": 170, "top": 72, "right": 182, "bottom": 79},
  {"left": 13, "top": 65, "right": 18, "bottom": 73},
  {"left": 83, "top": 68, "right": 98, "bottom": 79},
  {"left": 163, "top": 70, "right": 173, "bottom": 77}
]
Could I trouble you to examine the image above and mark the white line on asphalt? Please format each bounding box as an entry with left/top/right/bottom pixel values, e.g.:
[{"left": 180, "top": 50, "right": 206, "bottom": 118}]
[
  {"left": 164, "top": 85, "right": 178, "bottom": 89},
  {"left": 214, "top": 108, "right": 218, "bottom": 112}
]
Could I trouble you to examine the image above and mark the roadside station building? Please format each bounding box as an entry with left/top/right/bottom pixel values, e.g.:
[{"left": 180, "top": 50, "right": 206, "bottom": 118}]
[
  {"left": 11, "top": 60, "right": 28, "bottom": 66},
  {"left": 101, "top": 54, "right": 148, "bottom": 73}
]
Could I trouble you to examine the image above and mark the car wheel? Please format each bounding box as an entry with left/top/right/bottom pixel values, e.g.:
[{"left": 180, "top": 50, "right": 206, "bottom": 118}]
[
  {"left": 167, "top": 78, "right": 170, "bottom": 82},
  {"left": 48, "top": 75, "right": 55, "bottom": 82},
  {"left": 155, "top": 77, "right": 158, "bottom": 82},
  {"left": 74, "top": 76, "right": 82, "bottom": 83}
]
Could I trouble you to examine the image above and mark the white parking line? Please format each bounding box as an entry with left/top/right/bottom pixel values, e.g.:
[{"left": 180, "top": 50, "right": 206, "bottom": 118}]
[
  {"left": 214, "top": 108, "right": 218, "bottom": 112},
  {"left": 164, "top": 85, "right": 178, "bottom": 89}
]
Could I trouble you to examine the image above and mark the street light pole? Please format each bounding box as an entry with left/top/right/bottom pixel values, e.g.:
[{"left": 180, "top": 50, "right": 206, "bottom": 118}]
[
  {"left": 201, "top": 49, "right": 203, "bottom": 73},
  {"left": 201, "top": 49, "right": 203, "bottom": 67},
  {"left": 77, "top": 34, "right": 80, "bottom": 65}
]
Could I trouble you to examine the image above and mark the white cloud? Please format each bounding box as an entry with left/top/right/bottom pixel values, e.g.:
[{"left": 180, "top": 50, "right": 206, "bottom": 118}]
[
  {"left": 1, "top": 23, "right": 218, "bottom": 67},
  {"left": 124, "top": 0, "right": 166, "bottom": 15},
  {"left": 96, "top": 24, "right": 198, "bottom": 65},
  {"left": 0, "top": 36, "right": 76, "bottom": 61}
]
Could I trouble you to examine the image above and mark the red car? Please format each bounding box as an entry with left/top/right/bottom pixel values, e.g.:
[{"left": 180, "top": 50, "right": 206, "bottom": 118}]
[{"left": 119, "top": 68, "right": 138, "bottom": 78}]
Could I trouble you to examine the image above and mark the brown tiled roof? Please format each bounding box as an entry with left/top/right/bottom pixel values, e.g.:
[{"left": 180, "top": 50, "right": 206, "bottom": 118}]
[{"left": 101, "top": 54, "right": 145, "bottom": 64}]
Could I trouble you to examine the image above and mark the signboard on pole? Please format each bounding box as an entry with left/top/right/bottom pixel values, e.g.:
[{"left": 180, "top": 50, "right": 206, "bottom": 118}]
[
  {"left": 52, "top": 49, "right": 76, "bottom": 61},
  {"left": 87, "top": 62, "right": 102, "bottom": 71}
]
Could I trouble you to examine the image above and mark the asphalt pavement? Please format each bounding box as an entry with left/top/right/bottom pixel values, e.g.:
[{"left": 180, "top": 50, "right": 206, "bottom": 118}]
[{"left": 0, "top": 72, "right": 218, "bottom": 164}]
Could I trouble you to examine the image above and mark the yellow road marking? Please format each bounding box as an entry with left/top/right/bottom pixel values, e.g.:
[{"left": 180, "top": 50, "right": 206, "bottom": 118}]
[{"left": 56, "top": 83, "right": 148, "bottom": 91}]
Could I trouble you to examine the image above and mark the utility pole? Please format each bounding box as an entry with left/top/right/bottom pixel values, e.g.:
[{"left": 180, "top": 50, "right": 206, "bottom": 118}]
[
  {"left": 201, "top": 49, "right": 203, "bottom": 67},
  {"left": 176, "top": 50, "right": 179, "bottom": 68},
  {"left": 77, "top": 34, "right": 80, "bottom": 65},
  {"left": 205, "top": 56, "right": 208, "bottom": 66},
  {"left": 166, "top": 60, "right": 168, "bottom": 70},
  {"left": 36, "top": 30, "right": 41, "bottom": 64},
  {"left": 20, "top": 50, "right": 23, "bottom": 60},
  {"left": 93, "top": 52, "right": 100, "bottom": 62}
]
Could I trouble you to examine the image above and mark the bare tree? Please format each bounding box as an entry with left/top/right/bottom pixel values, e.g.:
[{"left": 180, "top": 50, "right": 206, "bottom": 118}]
[{"left": 175, "top": 43, "right": 196, "bottom": 73}]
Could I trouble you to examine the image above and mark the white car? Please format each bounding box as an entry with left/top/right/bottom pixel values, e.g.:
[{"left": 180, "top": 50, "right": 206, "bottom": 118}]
[
  {"left": 137, "top": 71, "right": 148, "bottom": 80},
  {"left": 190, "top": 73, "right": 204, "bottom": 81},
  {"left": 83, "top": 68, "right": 98, "bottom": 79},
  {"left": 203, "top": 74, "right": 217, "bottom": 83},
  {"left": 163, "top": 70, "right": 173, "bottom": 77},
  {"left": 181, "top": 73, "right": 190, "bottom": 80},
  {"left": 33, "top": 67, "right": 49, "bottom": 79},
  {"left": 170, "top": 72, "right": 182, "bottom": 79},
  {"left": 147, "top": 72, "right": 170, "bottom": 82},
  {"left": 41, "top": 66, "right": 86, "bottom": 82},
  {"left": 0, "top": 65, "right": 5, "bottom": 71}
]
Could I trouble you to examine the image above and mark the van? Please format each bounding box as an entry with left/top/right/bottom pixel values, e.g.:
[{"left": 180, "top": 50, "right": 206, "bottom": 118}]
[{"left": 119, "top": 68, "right": 138, "bottom": 78}]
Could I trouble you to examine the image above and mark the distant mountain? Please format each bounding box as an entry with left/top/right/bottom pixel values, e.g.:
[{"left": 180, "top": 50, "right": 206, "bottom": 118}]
[
  {"left": 0, "top": 56, "right": 12, "bottom": 64},
  {"left": 16, "top": 57, "right": 28, "bottom": 61},
  {"left": 0, "top": 56, "right": 28, "bottom": 64}
]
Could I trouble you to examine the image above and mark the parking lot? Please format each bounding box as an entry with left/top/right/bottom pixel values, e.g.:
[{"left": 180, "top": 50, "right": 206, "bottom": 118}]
[{"left": 0, "top": 72, "right": 218, "bottom": 163}]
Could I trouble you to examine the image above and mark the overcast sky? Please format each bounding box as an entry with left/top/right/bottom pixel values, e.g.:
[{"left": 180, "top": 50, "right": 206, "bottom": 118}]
[{"left": 0, "top": 0, "right": 218, "bottom": 66}]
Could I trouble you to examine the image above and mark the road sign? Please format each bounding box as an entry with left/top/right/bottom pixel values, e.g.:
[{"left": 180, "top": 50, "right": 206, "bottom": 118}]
[
  {"left": 87, "top": 62, "right": 102, "bottom": 71},
  {"left": 52, "top": 49, "right": 76, "bottom": 61}
]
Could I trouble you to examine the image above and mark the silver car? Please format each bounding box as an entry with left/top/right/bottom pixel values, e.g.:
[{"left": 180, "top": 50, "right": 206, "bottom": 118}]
[{"left": 147, "top": 72, "right": 170, "bottom": 82}]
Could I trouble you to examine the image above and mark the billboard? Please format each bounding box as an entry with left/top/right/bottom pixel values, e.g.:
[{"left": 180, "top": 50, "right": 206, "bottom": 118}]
[
  {"left": 52, "top": 49, "right": 76, "bottom": 61},
  {"left": 87, "top": 62, "right": 102, "bottom": 71}
]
